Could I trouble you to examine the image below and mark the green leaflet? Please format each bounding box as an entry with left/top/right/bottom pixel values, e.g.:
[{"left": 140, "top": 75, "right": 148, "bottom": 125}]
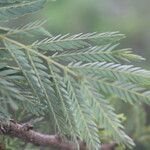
[
  {"left": 49, "top": 68, "right": 79, "bottom": 142},
  {"left": 31, "top": 32, "right": 125, "bottom": 51},
  {"left": 0, "top": 0, "right": 46, "bottom": 21},
  {"left": 65, "top": 74, "right": 100, "bottom": 149},
  {"left": 4, "top": 19, "right": 47, "bottom": 36},
  {"left": 96, "top": 79, "right": 150, "bottom": 104},
  {"left": 69, "top": 62, "right": 150, "bottom": 85},
  {"left": 0, "top": 63, "right": 44, "bottom": 119},
  {"left": 0, "top": 0, "right": 26, "bottom": 3},
  {"left": 80, "top": 80, "right": 134, "bottom": 147},
  {"left": 4, "top": 40, "right": 69, "bottom": 134},
  {"left": 0, "top": 64, "right": 22, "bottom": 104},
  {"left": 52, "top": 45, "right": 144, "bottom": 63}
]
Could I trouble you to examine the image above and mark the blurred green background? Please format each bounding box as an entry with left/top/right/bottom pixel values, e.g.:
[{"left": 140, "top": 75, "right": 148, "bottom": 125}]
[{"left": 40, "top": 0, "right": 150, "bottom": 149}]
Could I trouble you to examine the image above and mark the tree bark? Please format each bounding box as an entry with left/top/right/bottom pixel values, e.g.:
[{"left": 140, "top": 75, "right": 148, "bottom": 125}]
[{"left": 0, "top": 121, "right": 117, "bottom": 150}]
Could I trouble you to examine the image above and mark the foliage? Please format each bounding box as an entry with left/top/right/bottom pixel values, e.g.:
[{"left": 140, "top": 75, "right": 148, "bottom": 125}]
[{"left": 0, "top": 0, "right": 150, "bottom": 149}]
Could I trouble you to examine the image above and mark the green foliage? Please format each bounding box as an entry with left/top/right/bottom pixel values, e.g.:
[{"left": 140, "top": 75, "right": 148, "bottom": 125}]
[
  {"left": 0, "top": 0, "right": 150, "bottom": 149},
  {"left": 0, "top": 0, "right": 46, "bottom": 21}
]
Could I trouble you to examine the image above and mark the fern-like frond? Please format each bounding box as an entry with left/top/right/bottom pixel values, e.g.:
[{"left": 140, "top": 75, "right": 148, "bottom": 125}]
[
  {"left": 4, "top": 40, "right": 71, "bottom": 134},
  {"left": 69, "top": 62, "right": 150, "bottom": 104},
  {"left": 3, "top": 19, "right": 47, "bottom": 36},
  {"left": 80, "top": 79, "right": 134, "bottom": 147},
  {"left": 31, "top": 32, "right": 125, "bottom": 51},
  {"left": 65, "top": 74, "right": 100, "bottom": 150},
  {"left": 69, "top": 62, "right": 150, "bottom": 85},
  {"left": 4, "top": 41, "right": 43, "bottom": 98},
  {"left": 0, "top": 63, "right": 44, "bottom": 120},
  {"left": 52, "top": 45, "right": 144, "bottom": 63},
  {"left": 0, "top": 0, "right": 24, "bottom": 4},
  {"left": 0, "top": 0, "right": 46, "bottom": 21},
  {"left": 48, "top": 65, "right": 78, "bottom": 137},
  {"left": 0, "top": 63, "right": 23, "bottom": 102},
  {"left": 95, "top": 79, "right": 150, "bottom": 104}
]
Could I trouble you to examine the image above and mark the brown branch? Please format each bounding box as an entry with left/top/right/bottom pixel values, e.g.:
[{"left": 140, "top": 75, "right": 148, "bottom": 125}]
[{"left": 0, "top": 121, "right": 117, "bottom": 150}]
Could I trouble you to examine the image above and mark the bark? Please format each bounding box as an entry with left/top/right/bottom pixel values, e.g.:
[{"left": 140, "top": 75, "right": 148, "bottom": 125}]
[{"left": 0, "top": 121, "right": 117, "bottom": 150}]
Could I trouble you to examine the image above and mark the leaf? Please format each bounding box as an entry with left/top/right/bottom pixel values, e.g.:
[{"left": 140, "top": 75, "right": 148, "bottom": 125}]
[
  {"left": 0, "top": 0, "right": 46, "bottom": 21},
  {"left": 96, "top": 79, "right": 150, "bottom": 104},
  {"left": 5, "top": 19, "right": 47, "bottom": 36},
  {"left": 4, "top": 40, "right": 69, "bottom": 134},
  {"left": 69, "top": 62, "right": 150, "bottom": 84},
  {"left": 52, "top": 45, "right": 143, "bottom": 63},
  {"left": 49, "top": 67, "right": 79, "bottom": 141},
  {"left": 31, "top": 32, "right": 125, "bottom": 51},
  {"left": 0, "top": 0, "right": 23, "bottom": 4},
  {"left": 65, "top": 75, "right": 100, "bottom": 150},
  {"left": 80, "top": 80, "right": 134, "bottom": 147},
  {"left": 0, "top": 63, "right": 43, "bottom": 119}
]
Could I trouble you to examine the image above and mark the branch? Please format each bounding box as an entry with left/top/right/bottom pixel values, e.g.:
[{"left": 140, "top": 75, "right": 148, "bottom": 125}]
[{"left": 0, "top": 121, "right": 117, "bottom": 150}]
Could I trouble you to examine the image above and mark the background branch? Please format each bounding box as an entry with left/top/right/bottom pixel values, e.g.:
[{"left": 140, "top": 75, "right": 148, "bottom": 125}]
[{"left": 0, "top": 121, "right": 117, "bottom": 150}]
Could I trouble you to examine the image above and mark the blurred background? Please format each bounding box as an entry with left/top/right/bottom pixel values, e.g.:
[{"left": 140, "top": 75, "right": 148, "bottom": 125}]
[{"left": 40, "top": 0, "right": 150, "bottom": 149}]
